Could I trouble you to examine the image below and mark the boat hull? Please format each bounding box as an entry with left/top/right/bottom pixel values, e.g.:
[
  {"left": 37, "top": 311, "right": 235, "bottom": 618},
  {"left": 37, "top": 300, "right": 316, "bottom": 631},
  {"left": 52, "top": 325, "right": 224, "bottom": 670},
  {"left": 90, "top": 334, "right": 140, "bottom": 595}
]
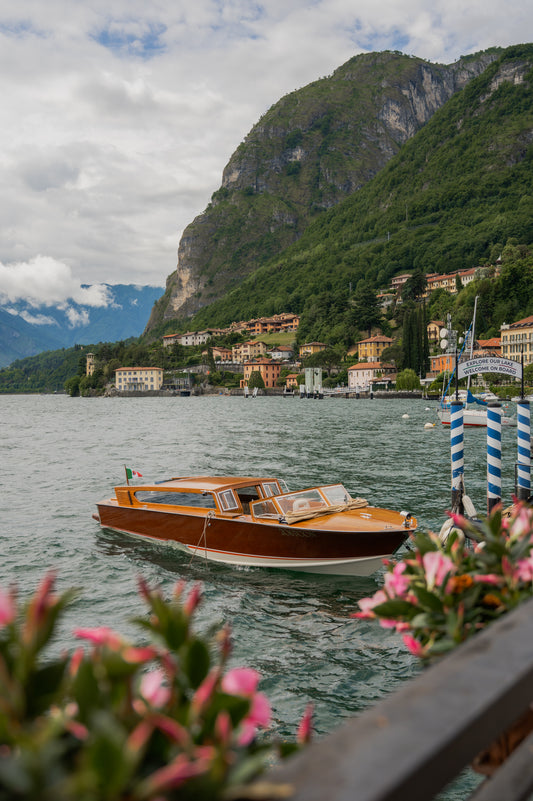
[{"left": 95, "top": 501, "right": 409, "bottom": 576}]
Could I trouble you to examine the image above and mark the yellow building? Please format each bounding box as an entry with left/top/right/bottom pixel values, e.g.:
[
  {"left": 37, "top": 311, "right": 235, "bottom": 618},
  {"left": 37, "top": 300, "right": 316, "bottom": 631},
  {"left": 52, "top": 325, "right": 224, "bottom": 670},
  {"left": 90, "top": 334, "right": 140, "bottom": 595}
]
[
  {"left": 500, "top": 316, "right": 533, "bottom": 365},
  {"left": 427, "top": 321, "right": 444, "bottom": 344},
  {"left": 115, "top": 367, "right": 164, "bottom": 391},
  {"left": 356, "top": 335, "right": 394, "bottom": 363},
  {"left": 232, "top": 341, "right": 268, "bottom": 362},
  {"left": 299, "top": 342, "right": 327, "bottom": 357},
  {"left": 86, "top": 352, "right": 95, "bottom": 376}
]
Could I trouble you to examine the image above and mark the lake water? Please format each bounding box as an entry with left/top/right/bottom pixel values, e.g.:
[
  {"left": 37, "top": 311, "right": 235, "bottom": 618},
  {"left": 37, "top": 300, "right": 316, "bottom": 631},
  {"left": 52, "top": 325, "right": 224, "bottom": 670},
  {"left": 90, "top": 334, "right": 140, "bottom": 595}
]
[{"left": 1, "top": 393, "right": 519, "bottom": 796}]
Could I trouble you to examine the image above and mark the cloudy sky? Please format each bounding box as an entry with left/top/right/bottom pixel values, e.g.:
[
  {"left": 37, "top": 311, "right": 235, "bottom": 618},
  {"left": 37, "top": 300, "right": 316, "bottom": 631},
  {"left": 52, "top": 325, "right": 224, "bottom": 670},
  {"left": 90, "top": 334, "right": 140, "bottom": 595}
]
[{"left": 0, "top": 0, "right": 532, "bottom": 311}]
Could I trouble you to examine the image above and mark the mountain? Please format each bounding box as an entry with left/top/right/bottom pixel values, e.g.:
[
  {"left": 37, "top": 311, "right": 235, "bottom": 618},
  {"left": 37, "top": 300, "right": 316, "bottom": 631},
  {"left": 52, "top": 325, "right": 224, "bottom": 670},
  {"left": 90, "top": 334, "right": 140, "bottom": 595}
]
[
  {"left": 0, "top": 284, "right": 163, "bottom": 368},
  {"left": 185, "top": 43, "right": 533, "bottom": 345},
  {"left": 146, "top": 48, "right": 500, "bottom": 332}
]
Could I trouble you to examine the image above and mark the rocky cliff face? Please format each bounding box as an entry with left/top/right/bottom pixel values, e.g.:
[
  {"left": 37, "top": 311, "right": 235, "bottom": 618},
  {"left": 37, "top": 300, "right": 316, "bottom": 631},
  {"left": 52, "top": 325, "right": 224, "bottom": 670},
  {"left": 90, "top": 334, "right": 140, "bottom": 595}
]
[{"left": 146, "top": 49, "right": 500, "bottom": 332}]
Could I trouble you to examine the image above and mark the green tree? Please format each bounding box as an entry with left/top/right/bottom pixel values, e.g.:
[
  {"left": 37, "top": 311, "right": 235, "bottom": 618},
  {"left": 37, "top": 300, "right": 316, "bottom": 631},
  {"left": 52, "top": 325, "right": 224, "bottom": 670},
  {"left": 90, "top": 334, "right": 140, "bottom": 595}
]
[
  {"left": 401, "top": 270, "right": 427, "bottom": 302},
  {"left": 350, "top": 283, "right": 382, "bottom": 336},
  {"left": 64, "top": 375, "right": 81, "bottom": 397},
  {"left": 247, "top": 371, "right": 265, "bottom": 389},
  {"left": 396, "top": 368, "right": 421, "bottom": 391}
]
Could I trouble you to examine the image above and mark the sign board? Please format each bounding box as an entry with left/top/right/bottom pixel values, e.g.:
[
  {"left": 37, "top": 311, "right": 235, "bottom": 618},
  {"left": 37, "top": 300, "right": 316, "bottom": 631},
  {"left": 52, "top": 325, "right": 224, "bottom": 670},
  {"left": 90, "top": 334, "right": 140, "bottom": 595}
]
[{"left": 457, "top": 357, "right": 522, "bottom": 380}]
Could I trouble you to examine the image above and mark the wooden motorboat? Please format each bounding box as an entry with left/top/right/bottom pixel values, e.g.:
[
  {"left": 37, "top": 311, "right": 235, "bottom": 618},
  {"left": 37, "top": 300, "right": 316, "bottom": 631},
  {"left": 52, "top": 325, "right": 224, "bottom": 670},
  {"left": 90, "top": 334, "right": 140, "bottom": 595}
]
[{"left": 94, "top": 475, "right": 416, "bottom": 576}]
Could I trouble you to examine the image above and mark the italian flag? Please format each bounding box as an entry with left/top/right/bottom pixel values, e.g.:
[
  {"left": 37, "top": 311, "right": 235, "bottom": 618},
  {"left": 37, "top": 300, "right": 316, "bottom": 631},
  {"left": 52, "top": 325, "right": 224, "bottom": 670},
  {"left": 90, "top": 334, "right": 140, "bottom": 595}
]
[{"left": 125, "top": 467, "right": 143, "bottom": 479}]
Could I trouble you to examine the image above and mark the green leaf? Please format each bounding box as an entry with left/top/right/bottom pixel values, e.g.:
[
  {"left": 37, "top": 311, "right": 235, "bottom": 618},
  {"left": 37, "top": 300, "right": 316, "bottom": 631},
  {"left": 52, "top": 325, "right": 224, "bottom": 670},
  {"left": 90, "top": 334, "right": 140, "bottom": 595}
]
[
  {"left": 414, "top": 587, "right": 445, "bottom": 613},
  {"left": 184, "top": 638, "right": 211, "bottom": 689},
  {"left": 372, "top": 599, "right": 418, "bottom": 619}
]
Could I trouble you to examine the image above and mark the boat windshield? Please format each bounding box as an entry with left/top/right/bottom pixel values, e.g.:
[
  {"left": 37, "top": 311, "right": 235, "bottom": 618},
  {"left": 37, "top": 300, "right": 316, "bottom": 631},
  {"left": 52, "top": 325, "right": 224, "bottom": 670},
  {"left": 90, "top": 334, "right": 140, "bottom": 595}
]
[
  {"left": 321, "top": 484, "right": 352, "bottom": 505},
  {"left": 134, "top": 490, "right": 216, "bottom": 508},
  {"left": 275, "top": 489, "right": 327, "bottom": 515}
]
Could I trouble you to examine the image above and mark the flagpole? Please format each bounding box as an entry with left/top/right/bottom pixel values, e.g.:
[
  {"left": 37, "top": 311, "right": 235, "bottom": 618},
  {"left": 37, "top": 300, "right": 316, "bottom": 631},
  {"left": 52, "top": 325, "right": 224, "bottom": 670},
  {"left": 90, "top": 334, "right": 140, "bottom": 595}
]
[{"left": 124, "top": 465, "right": 130, "bottom": 486}]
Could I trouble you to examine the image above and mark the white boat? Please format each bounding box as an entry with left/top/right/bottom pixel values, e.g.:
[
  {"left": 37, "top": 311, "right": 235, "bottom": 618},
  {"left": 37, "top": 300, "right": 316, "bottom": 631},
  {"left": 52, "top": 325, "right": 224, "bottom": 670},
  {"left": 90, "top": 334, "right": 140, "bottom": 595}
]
[
  {"left": 437, "top": 298, "right": 515, "bottom": 427},
  {"left": 437, "top": 405, "right": 516, "bottom": 427}
]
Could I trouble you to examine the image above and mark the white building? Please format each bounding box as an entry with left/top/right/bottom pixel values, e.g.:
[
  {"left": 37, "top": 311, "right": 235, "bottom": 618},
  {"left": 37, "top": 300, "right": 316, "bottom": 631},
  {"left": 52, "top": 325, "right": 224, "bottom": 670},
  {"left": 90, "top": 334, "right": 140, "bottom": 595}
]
[
  {"left": 115, "top": 367, "right": 164, "bottom": 391},
  {"left": 347, "top": 362, "right": 396, "bottom": 391}
]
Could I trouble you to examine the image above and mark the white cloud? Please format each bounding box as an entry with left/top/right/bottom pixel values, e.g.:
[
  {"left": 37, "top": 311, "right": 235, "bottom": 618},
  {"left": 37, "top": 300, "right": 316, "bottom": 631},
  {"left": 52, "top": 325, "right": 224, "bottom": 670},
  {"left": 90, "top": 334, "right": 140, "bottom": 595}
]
[
  {"left": 64, "top": 306, "right": 91, "bottom": 327},
  {"left": 0, "top": 255, "right": 111, "bottom": 307},
  {"left": 0, "top": 1, "right": 531, "bottom": 291},
  {"left": 5, "top": 308, "right": 58, "bottom": 326}
]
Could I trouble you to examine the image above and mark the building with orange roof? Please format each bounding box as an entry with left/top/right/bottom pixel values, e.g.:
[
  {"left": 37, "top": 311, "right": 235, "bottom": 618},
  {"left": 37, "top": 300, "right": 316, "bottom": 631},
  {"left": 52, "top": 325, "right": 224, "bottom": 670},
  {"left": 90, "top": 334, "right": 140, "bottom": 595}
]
[
  {"left": 501, "top": 316, "right": 533, "bottom": 365},
  {"left": 241, "top": 359, "right": 283, "bottom": 388},
  {"left": 356, "top": 335, "right": 394, "bottom": 363},
  {"left": 347, "top": 362, "right": 396, "bottom": 391}
]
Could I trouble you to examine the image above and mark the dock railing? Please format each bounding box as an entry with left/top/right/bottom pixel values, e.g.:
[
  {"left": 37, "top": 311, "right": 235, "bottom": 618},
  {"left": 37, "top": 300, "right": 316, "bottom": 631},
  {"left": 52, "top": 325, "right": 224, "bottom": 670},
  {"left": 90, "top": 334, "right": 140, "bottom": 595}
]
[{"left": 262, "top": 596, "right": 533, "bottom": 801}]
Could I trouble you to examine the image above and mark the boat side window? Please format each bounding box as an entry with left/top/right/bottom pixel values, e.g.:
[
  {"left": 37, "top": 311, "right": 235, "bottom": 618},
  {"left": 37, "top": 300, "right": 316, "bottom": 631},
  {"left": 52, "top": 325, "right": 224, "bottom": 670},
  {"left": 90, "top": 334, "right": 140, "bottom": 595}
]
[
  {"left": 235, "top": 486, "right": 262, "bottom": 514},
  {"left": 321, "top": 485, "right": 352, "bottom": 505},
  {"left": 218, "top": 490, "right": 239, "bottom": 511},
  {"left": 251, "top": 499, "right": 279, "bottom": 519},
  {"left": 262, "top": 481, "right": 280, "bottom": 497},
  {"left": 134, "top": 491, "right": 216, "bottom": 508}
]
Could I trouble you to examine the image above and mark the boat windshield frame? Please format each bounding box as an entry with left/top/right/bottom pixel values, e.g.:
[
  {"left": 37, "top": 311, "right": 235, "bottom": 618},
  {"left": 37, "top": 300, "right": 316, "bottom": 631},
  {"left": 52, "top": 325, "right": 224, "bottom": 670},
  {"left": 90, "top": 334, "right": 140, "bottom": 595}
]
[{"left": 251, "top": 484, "right": 352, "bottom": 520}]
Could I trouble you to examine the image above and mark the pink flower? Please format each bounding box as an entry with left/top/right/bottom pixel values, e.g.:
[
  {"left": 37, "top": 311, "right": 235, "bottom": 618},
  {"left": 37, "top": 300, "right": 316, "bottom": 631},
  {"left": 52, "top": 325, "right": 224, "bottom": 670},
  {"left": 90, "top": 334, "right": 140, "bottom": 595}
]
[
  {"left": 237, "top": 692, "right": 271, "bottom": 745},
  {"left": 515, "top": 556, "right": 533, "bottom": 582},
  {"left": 297, "top": 704, "right": 313, "bottom": 745},
  {"left": 215, "top": 710, "right": 232, "bottom": 746},
  {"left": 402, "top": 634, "right": 426, "bottom": 658},
  {"left": 448, "top": 511, "right": 466, "bottom": 529},
  {"left": 24, "top": 572, "right": 57, "bottom": 639},
  {"left": 127, "top": 720, "right": 154, "bottom": 752},
  {"left": 123, "top": 645, "right": 159, "bottom": 664},
  {"left": 221, "top": 667, "right": 271, "bottom": 745},
  {"left": 509, "top": 505, "right": 533, "bottom": 539},
  {"left": 379, "top": 618, "right": 399, "bottom": 629},
  {"left": 395, "top": 621, "right": 412, "bottom": 633},
  {"left": 221, "top": 667, "right": 259, "bottom": 696},
  {"left": 140, "top": 668, "right": 171, "bottom": 708},
  {"left": 422, "top": 551, "right": 454, "bottom": 590},
  {"left": 184, "top": 584, "right": 202, "bottom": 616},
  {"left": 352, "top": 590, "right": 388, "bottom": 619},
  {"left": 74, "top": 627, "right": 123, "bottom": 650},
  {"left": 142, "top": 753, "right": 211, "bottom": 794},
  {"left": 151, "top": 714, "right": 190, "bottom": 745},
  {"left": 69, "top": 647, "right": 84, "bottom": 677},
  {"left": 384, "top": 562, "right": 410, "bottom": 597},
  {"left": 473, "top": 574, "right": 503, "bottom": 585},
  {"left": 192, "top": 669, "right": 220, "bottom": 712},
  {"left": 0, "top": 587, "right": 15, "bottom": 627}
]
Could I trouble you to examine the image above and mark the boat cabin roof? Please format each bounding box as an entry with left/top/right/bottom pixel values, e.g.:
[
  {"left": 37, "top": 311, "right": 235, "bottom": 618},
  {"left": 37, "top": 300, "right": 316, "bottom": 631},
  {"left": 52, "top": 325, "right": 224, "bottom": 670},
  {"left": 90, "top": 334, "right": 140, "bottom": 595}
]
[{"left": 125, "top": 476, "right": 280, "bottom": 493}]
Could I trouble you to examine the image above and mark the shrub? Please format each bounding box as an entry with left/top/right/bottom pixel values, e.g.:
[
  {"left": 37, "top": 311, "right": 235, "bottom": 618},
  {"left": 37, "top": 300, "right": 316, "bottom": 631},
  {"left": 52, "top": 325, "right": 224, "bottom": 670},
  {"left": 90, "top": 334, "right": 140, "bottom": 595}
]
[
  {"left": 0, "top": 575, "right": 310, "bottom": 799},
  {"left": 353, "top": 503, "right": 533, "bottom": 661}
]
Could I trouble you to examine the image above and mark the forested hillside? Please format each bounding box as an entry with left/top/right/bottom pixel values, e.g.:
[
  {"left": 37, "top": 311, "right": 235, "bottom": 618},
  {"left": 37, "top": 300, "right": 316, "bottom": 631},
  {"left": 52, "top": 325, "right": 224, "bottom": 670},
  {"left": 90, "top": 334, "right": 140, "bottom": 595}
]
[
  {"left": 147, "top": 48, "right": 498, "bottom": 330},
  {"left": 185, "top": 44, "right": 533, "bottom": 344}
]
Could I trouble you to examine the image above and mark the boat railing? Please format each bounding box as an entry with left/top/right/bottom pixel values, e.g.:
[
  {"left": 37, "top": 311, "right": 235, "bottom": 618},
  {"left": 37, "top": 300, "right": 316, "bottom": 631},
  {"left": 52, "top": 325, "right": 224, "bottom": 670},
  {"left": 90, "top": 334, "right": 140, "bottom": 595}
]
[{"left": 262, "top": 595, "right": 533, "bottom": 801}]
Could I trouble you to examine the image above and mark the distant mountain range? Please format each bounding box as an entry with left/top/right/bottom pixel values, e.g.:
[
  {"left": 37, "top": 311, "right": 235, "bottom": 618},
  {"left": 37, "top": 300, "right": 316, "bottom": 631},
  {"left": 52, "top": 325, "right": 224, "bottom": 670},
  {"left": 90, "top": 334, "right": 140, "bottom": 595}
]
[{"left": 0, "top": 284, "right": 163, "bottom": 367}]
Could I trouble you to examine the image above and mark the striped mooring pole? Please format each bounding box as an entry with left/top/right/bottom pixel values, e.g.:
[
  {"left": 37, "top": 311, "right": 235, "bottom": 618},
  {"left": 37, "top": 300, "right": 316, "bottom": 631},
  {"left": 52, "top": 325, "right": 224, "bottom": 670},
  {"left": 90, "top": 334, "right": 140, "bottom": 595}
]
[
  {"left": 487, "top": 402, "right": 502, "bottom": 514},
  {"left": 450, "top": 400, "right": 464, "bottom": 514},
  {"left": 516, "top": 399, "right": 531, "bottom": 501}
]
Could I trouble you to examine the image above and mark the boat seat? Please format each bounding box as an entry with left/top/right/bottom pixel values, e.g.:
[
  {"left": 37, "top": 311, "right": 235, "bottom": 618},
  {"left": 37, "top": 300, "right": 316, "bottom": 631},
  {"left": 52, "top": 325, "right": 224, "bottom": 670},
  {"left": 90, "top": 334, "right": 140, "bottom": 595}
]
[{"left": 293, "top": 499, "right": 311, "bottom": 512}]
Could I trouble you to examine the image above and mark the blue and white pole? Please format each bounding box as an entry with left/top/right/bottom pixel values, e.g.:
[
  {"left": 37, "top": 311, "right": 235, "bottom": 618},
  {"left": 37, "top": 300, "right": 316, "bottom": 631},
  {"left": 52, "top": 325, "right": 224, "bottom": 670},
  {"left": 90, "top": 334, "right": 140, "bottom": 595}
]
[
  {"left": 516, "top": 399, "right": 531, "bottom": 502},
  {"left": 450, "top": 399, "right": 464, "bottom": 513},
  {"left": 487, "top": 402, "right": 502, "bottom": 513}
]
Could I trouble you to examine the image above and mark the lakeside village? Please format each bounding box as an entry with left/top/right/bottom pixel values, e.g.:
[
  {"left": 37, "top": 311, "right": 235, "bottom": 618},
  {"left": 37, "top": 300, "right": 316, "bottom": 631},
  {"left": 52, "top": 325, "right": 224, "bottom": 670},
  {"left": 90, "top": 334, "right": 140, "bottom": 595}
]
[{"left": 81, "top": 265, "right": 533, "bottom": 398}]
